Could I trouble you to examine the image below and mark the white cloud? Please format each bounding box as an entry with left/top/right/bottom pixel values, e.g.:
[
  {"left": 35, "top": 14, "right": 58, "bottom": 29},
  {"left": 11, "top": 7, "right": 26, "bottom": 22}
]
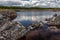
[{"left": 0, "top": 0, "right": 60, "bottom": 8}]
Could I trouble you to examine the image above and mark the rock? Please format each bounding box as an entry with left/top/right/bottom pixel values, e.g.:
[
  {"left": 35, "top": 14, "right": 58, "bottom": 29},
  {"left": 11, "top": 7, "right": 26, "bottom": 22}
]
[
  {"left": 46, "top": 14, "right": 60, "bottom": 28},
  {"left": 54, "top": 15, "right": 60, "bottom": 23},
  {"left": 50, "top": 34, "right": 60, "bottom": 40},
  {"left": 48, "top": 26, "right": 59, "bottom": 32},
  {"left": 0, "top": 10, "right": 40, "bottom": 40},
  {"left": 25, "top": 28, "right": 60, "bottom": 40},
  {"left": 0, "top": 20, "right": 26, "bottom": 40},
  {"left": 0, "top": 10, "right": 17, "bottom": 20},
  {"left": 0, "top": 10, "right": 25, "bottom": 40}
]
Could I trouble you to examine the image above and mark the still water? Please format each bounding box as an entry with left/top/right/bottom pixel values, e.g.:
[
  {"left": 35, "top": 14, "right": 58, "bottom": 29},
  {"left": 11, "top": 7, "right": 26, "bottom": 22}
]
[{"left": 14, "top": 11, "right": 60, "bottom": 27}]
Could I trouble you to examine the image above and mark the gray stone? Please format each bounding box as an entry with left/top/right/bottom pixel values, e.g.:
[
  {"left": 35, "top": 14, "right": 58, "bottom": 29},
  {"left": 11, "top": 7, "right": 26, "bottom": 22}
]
[{"left": 0, "top": 10, "right": 38, "bottom": 40}]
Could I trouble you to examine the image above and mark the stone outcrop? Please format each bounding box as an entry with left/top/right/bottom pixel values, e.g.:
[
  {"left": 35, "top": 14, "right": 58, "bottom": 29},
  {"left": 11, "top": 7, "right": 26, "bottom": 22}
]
[
  {"left": 0, "top": 10, "right": 39, "bottom": 40},
  {"left": 0, "top": 10, "right": 26, "bottom": 40},
  {"left": 46, "top": 14, "right": 60, "bottom": 28},
  {"left": 0, "top": 10, "right": 17, "bottom": 20}
]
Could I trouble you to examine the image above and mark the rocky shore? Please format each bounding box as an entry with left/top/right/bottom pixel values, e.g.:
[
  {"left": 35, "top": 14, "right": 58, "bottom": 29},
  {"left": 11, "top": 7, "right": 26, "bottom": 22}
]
[{"left": 0, "top": 10, "right": 60, "bottom": 40}]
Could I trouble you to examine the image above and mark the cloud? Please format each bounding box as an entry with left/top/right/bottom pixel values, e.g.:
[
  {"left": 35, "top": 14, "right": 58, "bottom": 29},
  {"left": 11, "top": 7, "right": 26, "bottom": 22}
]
[{"left": 0, "top": 0, "right": 60, "bottom": 8}]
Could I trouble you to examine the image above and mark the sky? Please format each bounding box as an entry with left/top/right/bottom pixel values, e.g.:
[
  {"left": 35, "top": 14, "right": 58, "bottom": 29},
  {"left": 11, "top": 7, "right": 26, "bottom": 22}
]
[{"left": 0, "top": 0, "right": 60, "bottom": 8}]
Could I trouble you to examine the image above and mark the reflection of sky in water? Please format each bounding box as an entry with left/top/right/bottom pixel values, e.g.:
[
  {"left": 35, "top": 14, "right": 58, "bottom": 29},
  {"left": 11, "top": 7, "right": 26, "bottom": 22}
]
[
  {"left": 14, "top": 11, "right": 60, "bottom": 27},
  {"left": 14, "top": 11, "right": 60, "bottom": 22}
]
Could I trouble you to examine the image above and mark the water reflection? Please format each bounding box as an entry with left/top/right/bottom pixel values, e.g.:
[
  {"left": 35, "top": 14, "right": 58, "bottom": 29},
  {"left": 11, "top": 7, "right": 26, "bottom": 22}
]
[{"left": 14, "top": 11, "right": 60, "bottom": 27}]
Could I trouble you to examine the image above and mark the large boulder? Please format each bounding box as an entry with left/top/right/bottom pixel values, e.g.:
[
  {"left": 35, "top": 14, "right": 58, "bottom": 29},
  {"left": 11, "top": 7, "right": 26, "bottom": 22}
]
[
  {"left": 46, "top": 14, "right": 60, "bottom": 28},
  {"left": 25, "top": 29, "right": 60, "bottom": 40},
  {"left": 0, "top": 21, "right": 26, "bottom": 40},
  {"left": 0, "top": 10, "right": 24, "bottom": 40},
  {"left": 54, "top": 15, "right": 60, "bottom": 23}
]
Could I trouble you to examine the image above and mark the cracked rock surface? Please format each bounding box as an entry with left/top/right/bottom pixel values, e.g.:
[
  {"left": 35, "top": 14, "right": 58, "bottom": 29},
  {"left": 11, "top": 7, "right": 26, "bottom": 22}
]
[{"left": 0, "top": 10, "right": 27, "bottom": 40}]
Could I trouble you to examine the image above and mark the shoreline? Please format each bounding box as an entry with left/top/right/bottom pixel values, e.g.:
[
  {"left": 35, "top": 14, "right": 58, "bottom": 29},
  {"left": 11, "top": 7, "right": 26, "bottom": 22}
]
[{"left": 0, "top": 9, "right": 60, "bottom": 12}]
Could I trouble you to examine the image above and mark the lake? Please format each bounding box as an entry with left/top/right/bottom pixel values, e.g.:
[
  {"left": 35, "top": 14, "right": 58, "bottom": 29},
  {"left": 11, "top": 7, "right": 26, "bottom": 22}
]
[{"left": 14, "top": 11, "right": 60, "bottom": 27}]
